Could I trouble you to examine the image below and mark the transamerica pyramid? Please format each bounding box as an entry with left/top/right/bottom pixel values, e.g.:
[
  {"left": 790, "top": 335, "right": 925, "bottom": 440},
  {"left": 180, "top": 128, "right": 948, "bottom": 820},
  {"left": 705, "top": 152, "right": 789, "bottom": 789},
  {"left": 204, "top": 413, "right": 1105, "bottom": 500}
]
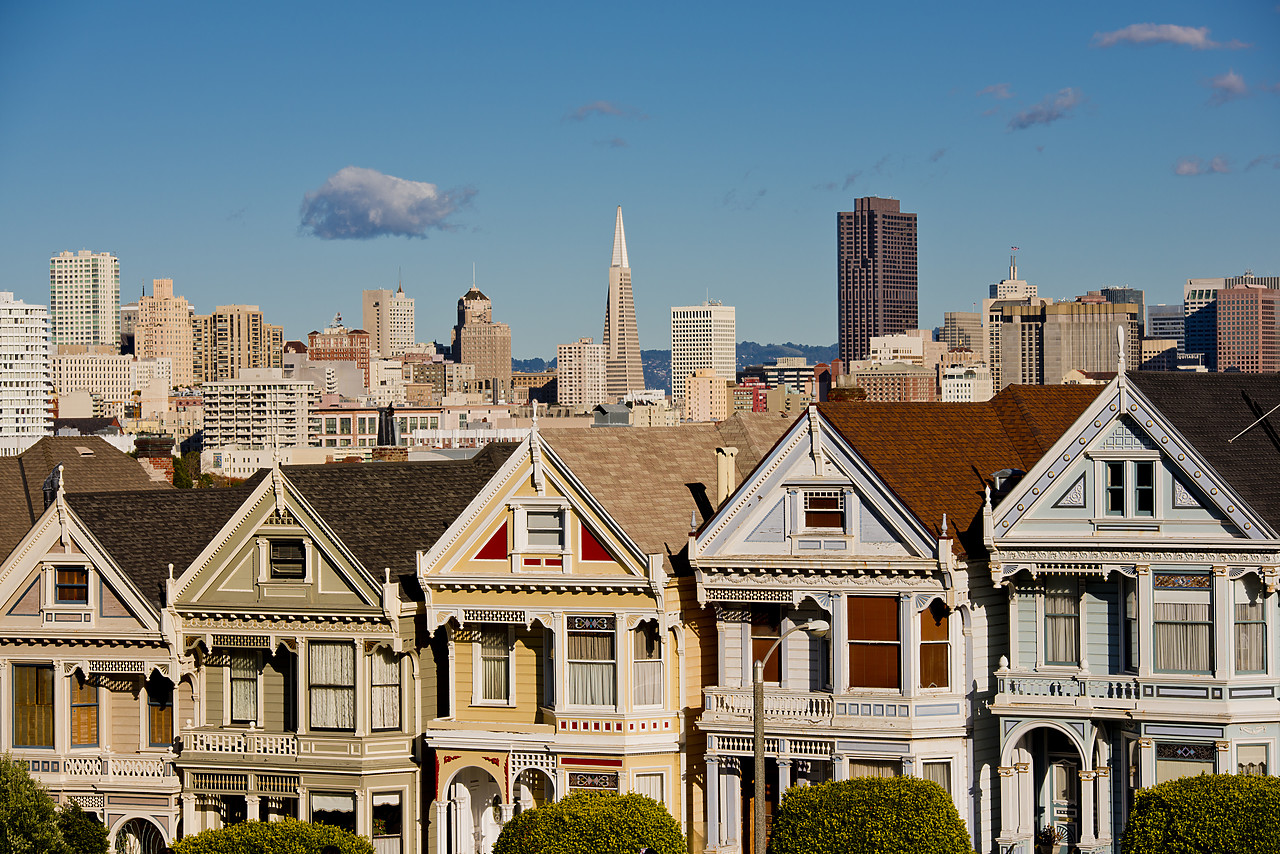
[{"left": 602, "top": 206, "right": 645, "bottom": 401}]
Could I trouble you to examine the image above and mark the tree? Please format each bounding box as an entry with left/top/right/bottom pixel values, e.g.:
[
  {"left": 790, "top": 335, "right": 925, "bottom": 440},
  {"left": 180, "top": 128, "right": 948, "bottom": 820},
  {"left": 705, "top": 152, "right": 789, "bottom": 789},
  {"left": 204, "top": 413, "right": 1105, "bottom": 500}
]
[
  {"left": 0, "top": 754, "right": 67, "bottom": 854},
  {"left": 57, "top": 800, "right": 107, "bottom": 854},
  {"left": 1120, "top": 773, "right": 1280, "bottom": 854},
  {"left": 493, "top": 791, "right": 685, "bottom": 854},
  {"left": 170, "top": 819, "right": 373, "bottom": 854},
  {"left": 767, "top": 777, "right": 971, "bottom": 854}
]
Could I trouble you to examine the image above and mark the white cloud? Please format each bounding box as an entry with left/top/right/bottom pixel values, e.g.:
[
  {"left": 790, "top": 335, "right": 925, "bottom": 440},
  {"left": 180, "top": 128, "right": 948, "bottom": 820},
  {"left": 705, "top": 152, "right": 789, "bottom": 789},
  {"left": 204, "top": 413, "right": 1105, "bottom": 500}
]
[
  {"left": 299, "top": 167, "right": 474, "bottom": 240},
  {"left": 1173, "top": 156, "right": 1231, "bottom": 176},
  {"left": 1008, "top": 89, "right": 1084, "bottom": 131},
  {"left": 1093, "top": 23, "right": 1249, "bottom": 50},
  {"left": 1206, "top": 70, "right": 1248, "bottom": 105},
  {"left": 565, "top": 101, "right": 647, "bottom": 121},
  {"left": 977, "top": 83, "right": 1014, "bottom": 99}
]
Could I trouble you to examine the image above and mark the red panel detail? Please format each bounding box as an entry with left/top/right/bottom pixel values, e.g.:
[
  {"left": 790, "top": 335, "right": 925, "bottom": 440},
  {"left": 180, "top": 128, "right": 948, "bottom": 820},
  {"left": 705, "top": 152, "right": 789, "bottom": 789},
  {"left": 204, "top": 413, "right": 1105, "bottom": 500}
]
[
  {"left": 546, "top": 558, "right": 563, "bottom": 567},
  {"left": 593, "top": 722, "right": 600, "bottom": 731},
  {"left": 475, "top": 522, "right": 508, "bottom": 561},
  {"left": 561, "top": 757, "right": 624, "bottom": 768},
  {"left": 580, "top": 522, "right": 613, "bottom": 562},
  {"left": 523, "top": 558, "right": 540, "bottom": 566}
]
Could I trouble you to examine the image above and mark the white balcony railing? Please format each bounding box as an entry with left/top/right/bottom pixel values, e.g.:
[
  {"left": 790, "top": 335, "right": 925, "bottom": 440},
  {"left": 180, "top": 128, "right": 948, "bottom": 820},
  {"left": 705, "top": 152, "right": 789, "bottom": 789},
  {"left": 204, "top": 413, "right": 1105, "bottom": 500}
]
[
  {"left": 997, "top": 674, "right": 1140, "bottom": 700},
  {"left": 186, "top": 730, "right": 298, "bottom": 756},
  {"left": 704, "top": 688, "right": 834, "bottom": 723},
  {"left": 21, "top": 752, "right": 174, "bottom": 780}
]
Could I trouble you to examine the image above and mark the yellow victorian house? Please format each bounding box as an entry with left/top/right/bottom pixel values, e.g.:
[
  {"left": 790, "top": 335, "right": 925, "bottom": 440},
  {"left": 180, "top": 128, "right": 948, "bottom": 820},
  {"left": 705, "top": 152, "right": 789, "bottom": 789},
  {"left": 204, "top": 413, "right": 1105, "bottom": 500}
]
[{"left": 418, "top": 415, "right": 789, "bottom": 854}]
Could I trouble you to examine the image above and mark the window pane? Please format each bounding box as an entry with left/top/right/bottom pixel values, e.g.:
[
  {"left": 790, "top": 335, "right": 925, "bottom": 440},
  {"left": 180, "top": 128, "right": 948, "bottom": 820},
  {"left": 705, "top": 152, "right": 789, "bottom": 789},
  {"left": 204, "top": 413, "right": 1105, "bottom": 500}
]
[
  {"left": 372, "top": 650, "right": 400, "bottom": 730},
  {"left": 527, "top": 511, "right": 563, "bottom": 548},
  {"left": 1238, "top": 745, "right": 1268, "bottom": 776},
  {"left": 1153, "top": 603, "right": 1212, "bottom": 673},
  {"left": 15, "top": 665, "right": 54, "bottom": 748},
  {"left": 481, "top": 629, "right": 509, "bottom": 702},
  {"left": 920, "top": 643, "right": 949, "bottom": 689},
  {"left": 568, "top": 631, "right": 615, "bottom": 705},
  {"left": 310, "top": 642, "right": 356, "bottom": 729},
  {"left": 804, "top": 492, "right": 844, "bottom": 530},
  {"left": 148, "top": 678, "right": 173, "bottom": 746},
  {"left": 231, "top": 652, "right": 258, "bottom": 723},
  {"left": 1134, "top": 462, "right": 1155, "bottom": 517},
  {"left": 1106, "top": 462, "right": 1124, "bottom": 515},
  {"left": 850, "top": 643, "right": 900, "bottom": 690},
  {"left": 71, "top": 678, "right": 98, "bottom": 747},
  {"left": 923, "top": 761, "right": 951, "bottom": 793},
  {"left": 920, "top": 602, "right": 948, "bottom": 642},
  {"left": 1045, "top": 580, "right": 1079, "bottom": 665},
  {"left": 1235, "top": 578, "right": 1266, "bottom": 674},
  {"left": 56, "top": 568, "right": 89, "bottom": 602},
  {"left": 848, "top": 597, "right": 899, "bottom": 642}
]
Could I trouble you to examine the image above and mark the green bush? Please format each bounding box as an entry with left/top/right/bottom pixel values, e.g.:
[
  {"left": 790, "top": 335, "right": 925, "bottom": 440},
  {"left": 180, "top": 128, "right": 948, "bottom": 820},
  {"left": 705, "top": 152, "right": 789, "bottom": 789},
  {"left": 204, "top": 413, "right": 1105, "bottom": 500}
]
[
  {"left": 767, "top": 776, "right": 971, "bottom": 854},
  {"left": 0, "top": 754, "right": 67, "bottom": 854},
  {"left": 493, "top": 791, "right": 685, "bottom": 854},
  {"left": 171, "top": 818, "right": 373, "bottom": 854},
  {"left": 57, "top": 800, "right": 106, "bottom": 854},
  {"left": 1120, "top": 773, "right": 1280, "bottom": 854}
]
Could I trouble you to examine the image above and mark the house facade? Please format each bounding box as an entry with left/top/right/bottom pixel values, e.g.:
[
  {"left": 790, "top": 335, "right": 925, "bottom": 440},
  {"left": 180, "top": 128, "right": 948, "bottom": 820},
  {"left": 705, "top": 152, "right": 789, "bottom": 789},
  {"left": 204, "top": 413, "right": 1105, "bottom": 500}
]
[{"left": 988, "top": 372, "right": 1280, "bottom": 854}]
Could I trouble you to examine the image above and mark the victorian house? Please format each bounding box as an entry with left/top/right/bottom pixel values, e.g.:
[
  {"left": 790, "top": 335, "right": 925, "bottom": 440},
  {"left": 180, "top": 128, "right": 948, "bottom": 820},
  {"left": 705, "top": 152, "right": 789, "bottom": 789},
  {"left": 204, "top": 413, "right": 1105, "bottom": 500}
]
[
  {"left": 988, "top": 372, "right": 1280, "bottom": 854},
  {"left": 416, "top": 415, "right": 787, "bottom": 854},
  {"left": 0, "top": 438, "right": 179, "bottom": 853},
  {"left": 689, "top": 388, "right": 1101, "bottom": 854}
]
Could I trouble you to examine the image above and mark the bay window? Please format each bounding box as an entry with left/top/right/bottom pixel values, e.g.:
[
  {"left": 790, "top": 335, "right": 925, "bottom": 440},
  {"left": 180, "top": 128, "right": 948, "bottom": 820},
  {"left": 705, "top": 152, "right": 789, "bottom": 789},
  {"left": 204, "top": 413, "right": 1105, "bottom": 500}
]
[
  {"left": 1044, "top": 578, "right": 1080, "bottom": 666},
  {"left": 848, "top": 597, "right": 899, "bottom": 690},
  {"left": 371, "top": 649, "right": 401, "bottom": 730},
  {"left": 1234, "top": 576, "right": 1266, "bottom": 674},
  {"left": 567, "top": 616, "right": 615, "bottom": 706},
  {"left": 634, "top": 622, "right": 663, "bottom": 706},
  {"left": 919, "top": 601, "right": 950, "bottom": 689},
  {"left": 14, "top": 664, "right": 54, "bottom": 748},
  {"left": 310, "top": 642, "right": 356, "bottom": 730},
  {"left": 1153, "top": 574, "right": 1212, "bottom": 674}
]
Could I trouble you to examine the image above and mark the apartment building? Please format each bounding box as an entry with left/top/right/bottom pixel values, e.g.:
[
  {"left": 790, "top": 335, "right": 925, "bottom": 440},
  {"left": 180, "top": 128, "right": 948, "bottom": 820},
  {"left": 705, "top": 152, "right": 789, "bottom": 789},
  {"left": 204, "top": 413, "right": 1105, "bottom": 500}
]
[
  {"left": 136, "top": 279, "right": 195, "bottom": 386},
  {"left": 49, "top": 250, "right": 119, "bottom": 349},
  {"left": 202, "top": 369, "right": 318, "bottom": 449},
  {"left": 193, "top": 306, "right": 284, "bottom": 383},
  {"left": 0, "top": 291, "right": 53, "bottom": 456}
]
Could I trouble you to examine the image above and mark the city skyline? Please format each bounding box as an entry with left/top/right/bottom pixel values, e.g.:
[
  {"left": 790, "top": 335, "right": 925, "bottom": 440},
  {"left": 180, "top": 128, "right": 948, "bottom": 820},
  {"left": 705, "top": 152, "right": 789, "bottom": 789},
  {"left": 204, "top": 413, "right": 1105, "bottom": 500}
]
[{"left": 1, "top": 2, "right": 1277, "bottom": 358}]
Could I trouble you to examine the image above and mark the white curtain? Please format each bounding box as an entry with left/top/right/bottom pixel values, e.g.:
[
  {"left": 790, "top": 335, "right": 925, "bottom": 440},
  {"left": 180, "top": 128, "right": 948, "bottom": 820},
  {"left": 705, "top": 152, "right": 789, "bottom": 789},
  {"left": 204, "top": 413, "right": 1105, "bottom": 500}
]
[
  {"left": 231, "top": 652, "right": 258, "bottom": 722},
  {"left": 1045, "top": 582, "right": 1079, "bottom": 665},
  {"left": 371, "top": 650, "right": 400, "bottom": 730},
  {"left": 1154, "top": 603, "right": 1212, "bottom": 673},
  {"left": 849, "top": 760, "right": 898, "bottom": 778},
  {"left": 481, "top": 630, "right": 509, "bottom": 701},
  {"left": 922, "top": 761, "right": 951, "bottom": 793},
  {"left": 568, "top": 632, "right": 615, "bottom": 706},
  {"left": 634, "top": 772, "right": 664, "bottom": 803},
  {"left": 634, "top": 625, "right": 662, "bottom": 706},
  {"left": 310, "top": 642, "right": 356, "bottom": 729}
]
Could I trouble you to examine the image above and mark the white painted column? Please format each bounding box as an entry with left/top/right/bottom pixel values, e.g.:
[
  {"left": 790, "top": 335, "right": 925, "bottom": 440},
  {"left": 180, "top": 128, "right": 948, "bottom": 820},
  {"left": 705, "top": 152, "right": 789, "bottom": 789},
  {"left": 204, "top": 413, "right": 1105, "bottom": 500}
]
[
  {"left": 1079, "top": 771, "right": 1097, "bottom": 844},
  {"left": 355, "top": 641, "right": 369, "bottom": 737},
  {"left": 295, "top": 639, "right": 308, "bottom": 736},
  {"left": 900, "top": 594, "right": 915, "bottom": 696},
  {"left": 435, "top": 800, "right": 449, "bottom": 854},
  {"left": 245, "top": 794, "right": 261, "bottom": 823},
  {"left": 1136, "top": 566, "right": 1153, "bottom": 679},
  {"left": 998, "top": 766, "right": 1017, "bottom": 837},
  {"left": 1015, "top": 761, "right": 1033, "bottom": 835},
  {"left": 1095, "top": 766, "right": 1112, "bottom": 843},
  {"left": 832, "top": 754, "right": 848, "bottom": 781},
  {"left": 777, "top": 758, "right": 792, "bottom": 795},
  {"left": 1213, "top": 565, "right": 1230, "bottom": 679},
  {"left": 355, "top": 789, "right": 367, "bottom": 837},
  {"left": 705, "top": 756, "right": 720, "bottom": 852},
  {"left": 1138, "top": 738, "right": 1155, "bottom": 788},
  {"left": 831, "top": 594, "right": 846, "bottom": 695}
]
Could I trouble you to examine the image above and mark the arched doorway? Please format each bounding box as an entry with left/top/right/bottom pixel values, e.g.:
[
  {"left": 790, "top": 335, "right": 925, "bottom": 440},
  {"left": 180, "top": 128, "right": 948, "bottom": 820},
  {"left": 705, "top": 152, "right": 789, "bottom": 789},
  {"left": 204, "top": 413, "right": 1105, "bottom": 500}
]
[
  {"left": 512, "top": 767, "right": 554, "bottom": 814},
  {"left": 999, "top": 721, "right": 1110, "bottom": 854},
  {"left": 447, "top": 766, "right": 503, "bottom": 854},
  {"left": 113, "top": 817, "right": 167, "bottom": 854}
]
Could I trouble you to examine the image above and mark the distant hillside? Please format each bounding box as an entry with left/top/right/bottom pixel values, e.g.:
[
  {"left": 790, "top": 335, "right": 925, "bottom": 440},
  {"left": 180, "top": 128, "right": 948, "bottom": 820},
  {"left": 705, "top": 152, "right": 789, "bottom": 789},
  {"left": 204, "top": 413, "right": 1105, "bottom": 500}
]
[{"left": 516, "top": 342, "right": 838, "bottom": 394}]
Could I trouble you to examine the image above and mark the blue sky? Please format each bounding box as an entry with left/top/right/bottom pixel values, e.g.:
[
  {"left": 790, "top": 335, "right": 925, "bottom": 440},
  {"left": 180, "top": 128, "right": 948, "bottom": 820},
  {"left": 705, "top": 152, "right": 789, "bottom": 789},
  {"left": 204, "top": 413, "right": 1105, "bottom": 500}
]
[{"left": 2, "top": 1, "right": 1277, "bottom": 358}]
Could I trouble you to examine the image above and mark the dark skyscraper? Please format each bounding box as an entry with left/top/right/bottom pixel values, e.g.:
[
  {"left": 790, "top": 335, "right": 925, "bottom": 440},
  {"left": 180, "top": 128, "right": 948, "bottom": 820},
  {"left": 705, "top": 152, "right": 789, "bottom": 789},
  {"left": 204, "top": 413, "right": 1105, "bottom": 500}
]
[{"left": 837, "top": 197, "right": 918, "bottom": 364}]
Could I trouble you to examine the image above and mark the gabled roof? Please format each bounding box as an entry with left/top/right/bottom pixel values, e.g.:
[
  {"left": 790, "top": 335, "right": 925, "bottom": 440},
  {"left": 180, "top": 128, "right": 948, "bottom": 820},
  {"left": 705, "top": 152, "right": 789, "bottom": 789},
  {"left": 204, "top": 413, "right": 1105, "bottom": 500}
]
[
  {"left": 542, "top": 413, "right": 792, "bottom": 574},
  {"left": 283, "top": 442, "right": 521, "bottom": 598},
  {"left": 1130, "top": 372, "right": 1280, "bottom": 532},
  {"left": 65, "top": 473, "right": 267, "bottom": 609},
  {"left": 818, "top": 385, "right": 1102, "bottom": 558},
  {"left": 0, "top": 436, "right": 172, "bottom": 563}
]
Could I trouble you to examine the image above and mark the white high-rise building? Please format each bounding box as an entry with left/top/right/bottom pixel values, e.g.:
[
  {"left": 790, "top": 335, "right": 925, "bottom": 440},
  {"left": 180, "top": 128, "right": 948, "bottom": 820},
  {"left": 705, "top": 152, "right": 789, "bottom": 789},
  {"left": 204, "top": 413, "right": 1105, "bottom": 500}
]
[
  {"left": 556, "top": 337, "right": 607, "bottom": 409},
  {"left": 202, "top": 368, "right": 319, "bottom": 449},
  {"left": 670, "top": 301, "right": 735, "bottom": 403},
  {"left": 49, "top": 250, "right": 120, "bottom": 349},
  {"left": 0, "top": 292, "right": 53, "bottom": 456},
  {"left": 363, "top": 285, "right": 415, "bottom": 358}
]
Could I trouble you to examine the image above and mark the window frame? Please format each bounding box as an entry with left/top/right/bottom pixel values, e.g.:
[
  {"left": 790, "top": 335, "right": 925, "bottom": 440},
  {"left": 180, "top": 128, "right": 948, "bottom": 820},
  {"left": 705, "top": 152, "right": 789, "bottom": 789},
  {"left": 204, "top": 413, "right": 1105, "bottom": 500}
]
[
  {"left": 472, "top": 626, "right": 514, "bottom": 707},
  {"left": 1152, "top": 574, "right": 1214, "bottom": 675},
  {"left": 1095, "top": 456, "right": 1161, "bottom": 520},
  {"left": 228, "top": 650, "right": 260, "bottom": 725},
  {"left": 802, "top": 489, "right": 845, "bottom": 532},
  {"left": 566, "top": 615, "right": 617, "bottom": 708},
  {"left": 14, "top": 663, "right": 55, "bottom": 749},
  {"left": 55, "top": 566, "right": 90, "bottom": 605},
  {"left": 147, "top": 675, "right": 174, "bottom": 748},
  {"left": 1234, "top": 576, "right": 1267, "bottom": 675},
  {"left": 919, "top": 601, "right": 950, "bottom": 690},
  {"left": 70, "top": 674, "right": 99, "bottom": 748},
  {"left": 633, "top": 621, "right": 664, "bottom": 708},
  {"left": 371, "top": 648, "right": 402, "bottom": 731},
  {"left": 268, "top": 539, "right": 308, "bottom": 580},
  {"left": 309, "top": 641, "right": 357, "bottom": 732},
  {"left": 1043, "top": 578, "right": 1081, "bottom": 667},
  {"left": 847, "top": 596, "right": 901, "bottom": 691}
]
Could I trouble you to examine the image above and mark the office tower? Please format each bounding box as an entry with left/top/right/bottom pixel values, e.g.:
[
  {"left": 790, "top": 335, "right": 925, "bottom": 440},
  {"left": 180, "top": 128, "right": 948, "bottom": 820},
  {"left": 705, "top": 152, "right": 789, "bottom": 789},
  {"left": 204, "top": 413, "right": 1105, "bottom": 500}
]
[
  {"left": 989, "top": 255, "right": 1037, "bottom": 300},
  {"left": 941, "top": 311, "right": 982, "bottom": 351},
  {"left": 1099, "top": 287, "right": 1146, "bottom": 337},
  {"left": 137, "top": 278, "right": 196, "bottom": 386},
  {"left": 837, "top": 197, "right": 918, "bottom": 364},
  {"left": 202, "top": 369, "right": 318, "bottom": 449},
  {"left": 1147, "top": 304, "right": 1185, "bottom": 355},
  {"left": 193, "top": 305, "right": 284, "bottom": 383},
  {"left": 993, "top": 300, "right": 1140, "bottom": 388},
  {"left": 49, "top": 250, "right": 120, "bottom": 348},
  {"left": 120, "top": 300, "right": 138, "bottom": 355},
  {"left": 451, "top": 285, "right": 512, "bottom": 400},
  {"left": 0, "top": 291, "right": 53, "bottom": 455},
  {"left": 602, "top": 206, "right": 645, "bottom": 401},
  {"left": 363, "top": 284, "right": 415, "bottom": 358},
  {"left": 308, "top": 313, "right": 373, "bottom": 388},
  {"left": 1217, "top": 285, "right": 1280, "bottom": 373},
  {"left": 556, "top": 337, "right": 607, "bottom": 409},
  {"left": 670, "top": 301, "right": 735, "bottom": 403},
  {"left": 1184, "top": 274, "right": 1280, "bottom": 372}
]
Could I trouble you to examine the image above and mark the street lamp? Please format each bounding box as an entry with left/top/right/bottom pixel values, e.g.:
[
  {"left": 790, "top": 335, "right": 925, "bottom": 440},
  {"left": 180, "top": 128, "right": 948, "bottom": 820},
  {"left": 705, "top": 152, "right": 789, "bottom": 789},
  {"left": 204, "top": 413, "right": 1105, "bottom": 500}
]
[{"left": 753, "top": 619, "right": 829, "bottom": 854}]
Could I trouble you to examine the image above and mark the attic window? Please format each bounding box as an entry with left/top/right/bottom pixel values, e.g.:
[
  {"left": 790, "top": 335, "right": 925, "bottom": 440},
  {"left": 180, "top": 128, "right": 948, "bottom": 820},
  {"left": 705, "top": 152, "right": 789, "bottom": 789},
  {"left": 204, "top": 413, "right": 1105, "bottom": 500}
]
[
  {"left": 803, "top": 491, "right": 845, "bottom": 530},
  {"left": 76, "top": 446, "right": 94, "bottom": 457},
  {"left": 56, "top": 567, "right": 89, "bottom": 604},
  {"left": 270, "top": 540, "right": 306, "bottom": 579}
]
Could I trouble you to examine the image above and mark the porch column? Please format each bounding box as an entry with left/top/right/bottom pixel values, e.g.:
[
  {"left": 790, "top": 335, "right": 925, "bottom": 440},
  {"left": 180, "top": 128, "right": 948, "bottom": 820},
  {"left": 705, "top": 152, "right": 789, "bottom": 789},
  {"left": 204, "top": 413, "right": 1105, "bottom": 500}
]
[
  {"left": 245, "top": 794, "right": 260, "bottom": 823},
  {"left": 435, "top": 800, "right": 449, "bottom": 854},
  {"left": 998, "top": 766, "right": 1018, "bottom": 837},
  {"left": 295, "top": 638, "right": 308, "bottom": 736},
  {"left": 181, "top": 795, "right": 197, "bottom": 837},
  {"left": 1138, "top": 738, "right": 1155, "bottom": 787},
  {"left": 1015, "top": 762, "right": 1032, "bottom": 835},
  {"left": 832, "top": 754, "right": 848, "bottom": 781},
  {"left": 777, "top": 758, "right": 792, "bottom": 794},
  {"left": 355, "top": 790, "right": 367, "bottom": 837},
  {"left": 705, "top": 756, "right": 721, "bottom": 851},
  {"left": 1079, "top": 770, "right": 1097, "bottom": 845},
  {"left": 1095, "top": 766, "right": 1112, "bottom": 843}
]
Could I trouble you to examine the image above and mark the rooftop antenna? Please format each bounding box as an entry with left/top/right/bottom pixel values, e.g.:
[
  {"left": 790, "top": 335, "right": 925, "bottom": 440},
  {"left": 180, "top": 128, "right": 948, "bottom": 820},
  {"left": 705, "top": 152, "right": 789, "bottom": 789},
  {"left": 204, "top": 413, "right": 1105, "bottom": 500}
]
[
  {"left": 1229, "top": 400, "right": 1280, "bottom": 443},
  {"left": 1010, "top": 246, "right": 1019, "bottom": 281},
  {"left": 472, "top": 262, "right": 476, "bottom": 288}
]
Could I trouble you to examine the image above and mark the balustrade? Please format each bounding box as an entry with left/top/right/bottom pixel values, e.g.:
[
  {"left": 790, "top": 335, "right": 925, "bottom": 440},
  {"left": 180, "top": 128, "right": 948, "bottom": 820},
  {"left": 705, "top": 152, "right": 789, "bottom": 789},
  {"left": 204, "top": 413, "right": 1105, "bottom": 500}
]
[{"left": 186, "top": 729, "right": 298, "bottom": 756}]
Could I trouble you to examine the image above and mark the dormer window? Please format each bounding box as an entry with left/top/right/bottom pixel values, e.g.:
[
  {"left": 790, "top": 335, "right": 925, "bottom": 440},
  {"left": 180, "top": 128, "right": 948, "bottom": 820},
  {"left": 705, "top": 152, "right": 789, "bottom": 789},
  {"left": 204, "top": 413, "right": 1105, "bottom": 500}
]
[
  {"left": 270, "top": 540, "right": 306, "bottom": 578},
  {"left": 526, "top": 511, "right": 564, "bottom": 549},
  {"left": 804, "top": 491, "right": 844, "bottom": 530},
  {"left": 1103, "top": 460, "right": 1155, "bottom": 517},
  {"left": 55, "top": 567, "right": 89, "bottom": 604}
]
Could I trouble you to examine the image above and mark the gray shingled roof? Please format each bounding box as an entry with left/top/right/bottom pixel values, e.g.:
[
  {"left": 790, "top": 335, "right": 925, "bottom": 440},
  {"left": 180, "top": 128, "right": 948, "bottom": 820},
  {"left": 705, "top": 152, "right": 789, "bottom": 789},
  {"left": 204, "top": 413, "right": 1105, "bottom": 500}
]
[
  {"left": 0, "top": 436, "right": 172, "bottom": 564},
  {"left": 283, "top": 442, "right": 521, "bottom": 599},
  {"left": 1129, "top": 372, "right": 1280, "bottom": 532},
  {"left": 66, "top": 473, "right": 268, "bottom": 610}
]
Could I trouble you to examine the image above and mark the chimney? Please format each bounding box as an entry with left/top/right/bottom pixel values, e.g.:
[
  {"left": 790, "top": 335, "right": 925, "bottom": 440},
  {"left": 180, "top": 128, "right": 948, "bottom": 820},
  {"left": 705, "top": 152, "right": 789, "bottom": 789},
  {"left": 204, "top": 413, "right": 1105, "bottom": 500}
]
[
  {"left": 135, "top": 435, "right": 176, "bottom": 485},
  {"left": 715, "top": 446, "right": 739, "bottom": 506}
]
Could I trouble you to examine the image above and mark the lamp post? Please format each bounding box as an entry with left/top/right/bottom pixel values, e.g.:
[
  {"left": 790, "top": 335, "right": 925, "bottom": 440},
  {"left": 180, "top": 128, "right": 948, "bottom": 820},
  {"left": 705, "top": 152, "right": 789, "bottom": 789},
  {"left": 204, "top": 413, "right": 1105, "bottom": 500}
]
[{"left": 753, "top": 619, "right": 829, "bottom": 854}]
